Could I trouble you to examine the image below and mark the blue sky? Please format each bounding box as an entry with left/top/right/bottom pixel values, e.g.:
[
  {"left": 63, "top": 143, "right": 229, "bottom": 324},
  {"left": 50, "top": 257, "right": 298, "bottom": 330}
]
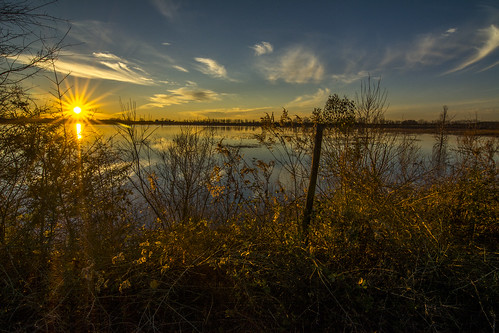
[{"left": 29, "top": 0, "right": 499, "bottom": 121}]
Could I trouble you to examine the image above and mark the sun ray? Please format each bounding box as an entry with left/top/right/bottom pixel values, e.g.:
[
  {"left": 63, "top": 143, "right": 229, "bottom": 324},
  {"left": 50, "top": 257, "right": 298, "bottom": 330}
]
[
  {"left": 53, "top": 77, "right": 117, "bottom": 140},
  {"left": 57, "top": 77, "right": 116, "bottom": 119}
]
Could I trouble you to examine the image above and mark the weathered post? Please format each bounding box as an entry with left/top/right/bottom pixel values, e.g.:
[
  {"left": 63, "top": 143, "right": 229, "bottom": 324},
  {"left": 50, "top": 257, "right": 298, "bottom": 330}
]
[{"left": 302, "top": 123, "right": 324, "bottom": 240}]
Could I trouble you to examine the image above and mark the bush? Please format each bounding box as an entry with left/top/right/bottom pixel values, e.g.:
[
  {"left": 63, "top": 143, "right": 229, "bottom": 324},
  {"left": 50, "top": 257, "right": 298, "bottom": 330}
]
[{"left": 1, "top": 83, "right": 497, "bottom": 331}]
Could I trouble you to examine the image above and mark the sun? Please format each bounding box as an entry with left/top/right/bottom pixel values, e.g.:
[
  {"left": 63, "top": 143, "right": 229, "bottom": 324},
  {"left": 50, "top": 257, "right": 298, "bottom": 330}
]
[
  {"left": 51, "top": 77, "right": 115, "bottom": 141},
  {"left": 56, "top": 77, "right": 110, "bottom": 120}
]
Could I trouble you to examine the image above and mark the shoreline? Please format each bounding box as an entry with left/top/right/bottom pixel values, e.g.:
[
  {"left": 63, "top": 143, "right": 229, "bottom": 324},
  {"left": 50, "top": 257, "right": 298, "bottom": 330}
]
[{"left": 1, "top": 118, "right": 498, "bottom": 136}]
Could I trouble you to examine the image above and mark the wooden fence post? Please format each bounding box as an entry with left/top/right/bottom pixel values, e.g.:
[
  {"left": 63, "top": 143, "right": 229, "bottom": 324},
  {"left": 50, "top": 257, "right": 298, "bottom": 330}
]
[{"left": 302, "top": 123, "right": 324, "bottom": 240}]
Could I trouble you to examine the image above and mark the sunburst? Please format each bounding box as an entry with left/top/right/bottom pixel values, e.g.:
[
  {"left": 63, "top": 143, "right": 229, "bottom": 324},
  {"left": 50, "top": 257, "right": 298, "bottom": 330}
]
[
  {"left": 59, "top": 78, "right": 104, "bottom": 119},
  {"left": 54, "top": 77, "right": 114, "bottom": 140}
]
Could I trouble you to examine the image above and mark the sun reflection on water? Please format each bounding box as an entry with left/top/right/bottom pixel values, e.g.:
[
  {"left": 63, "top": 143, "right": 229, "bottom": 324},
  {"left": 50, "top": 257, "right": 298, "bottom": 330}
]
[{"left": 76, "top": 123, "right": 82, "bottom": 140}]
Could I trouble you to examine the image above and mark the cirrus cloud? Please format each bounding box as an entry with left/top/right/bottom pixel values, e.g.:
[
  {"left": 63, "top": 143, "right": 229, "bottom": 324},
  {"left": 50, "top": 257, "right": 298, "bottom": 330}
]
[
  {"left": 332, "top": 70, "right": 369, "bottom": 84},
  {"left": 17, "top": 51, "right": 155, "bottom": 85},
  {"left": 194, "top": 57, "right": 233, "bottom": 80},
  {"left": 146, "top": 86, "right": 221, "bottom": 108},
  {"left": 173, "top": 65, "right": 189, "bottom": 72},
  {"left": 379, "top": 26, "right": 463, "bottom": 70},
  {"left": 260, "top": 47, "right": 324, "bottom": 84},
  {"left": 379, "top": 24, "right": 499, "bottom": 75},
  {"left": 447, "top": 24, "right": 499, "bottom": 73},
  {"left": 187, "top": 106, "right": 275, "bottom": 119},
  {"left": 286, "top": 88, "right": 331, "bottom": 109},
  {"left": 150, "top": 0, "right": 180, "bottom": 20},
  {"left": 92, "top": 52, "right": 122, "bottom": 60},
  {"left": 252, "top": 41, "right": 273, "bottom": 56},
  {"left": 442, "top": 28, "right": 458, "bottom": 36}
]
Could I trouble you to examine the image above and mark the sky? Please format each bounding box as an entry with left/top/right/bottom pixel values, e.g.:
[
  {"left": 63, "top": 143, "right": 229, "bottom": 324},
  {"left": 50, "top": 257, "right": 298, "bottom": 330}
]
[{"left": 25, "top": 0, "right": 499, "bottom": 121}]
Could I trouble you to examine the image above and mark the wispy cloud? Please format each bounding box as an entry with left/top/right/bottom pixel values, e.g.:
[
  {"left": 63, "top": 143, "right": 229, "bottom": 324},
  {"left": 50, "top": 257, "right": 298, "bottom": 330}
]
[
  {"left": 260, "top": 47, "right": 324, "bottom": 84},
  {"left": 479, "top": 59, "right": 499, "bottom": 72},
  {"left": 379, "top": 27, "right": 463, "bottom": 70},
  {"left": 447, "top": 24, "right": 499, "bottom": 73},
  {"left": 18, "top": 51, "right": 154, "bottom": 85},
  {"left": 173, "top": 65, "right": 189, "bottom": 72},
  {"left": 60, "top": 52, "right": 153, "bottom": 85},
  {"left": 145, "top": 86, "right": 221, "bottom": 108},
  {"left": 187, "top": 106, "right": 275, "bottom": 119},
  {"left": 442, "top": 28, "right": 458, "bottom": 37},
  {"left": 67, "top": 20, "right": 178, "bottom": 74},
  {"left": 70, "top": 21, "right": 115, "bottom": 46},
  {"left": 150, "top": 0, "right": 180, "bottom": 20},
  {"left": 379, "top": 24, "right": 499, "bottom": 75},
  {"left": 332, "top": 71, "right": 369, "bottom": 84},
  {"left": 286, "top": 88, "right": 331, "bottom": 109},
  {"left": 252, "top": 42, "right": 273, "bottom": 56},
  {"left": 93, "top": 52, "right": 122, "bottom": 61},
  {"left": 194, "top": 57, "right": 234, "bottom": 80},
  {"left": 405, "top": 35, "right": 444, "bottom": 65}
]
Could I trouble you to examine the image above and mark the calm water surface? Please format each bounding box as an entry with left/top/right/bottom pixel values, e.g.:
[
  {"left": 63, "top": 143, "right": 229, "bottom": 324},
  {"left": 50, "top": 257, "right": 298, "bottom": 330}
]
[
  {"left": 86, "top": 124, "right": 462, "bottom": 162},
  {"left": 73, "top": 124, "right": 497, "bottom": 195}
]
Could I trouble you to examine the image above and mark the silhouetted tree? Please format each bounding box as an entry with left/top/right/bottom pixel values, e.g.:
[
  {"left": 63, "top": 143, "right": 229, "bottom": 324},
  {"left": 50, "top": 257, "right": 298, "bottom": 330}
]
[
  {"left": 0, "top": 0, "right": 67, "bottom": 86},
  {"left": 312, "top": 94, "right": 355, "bottom": 130}
]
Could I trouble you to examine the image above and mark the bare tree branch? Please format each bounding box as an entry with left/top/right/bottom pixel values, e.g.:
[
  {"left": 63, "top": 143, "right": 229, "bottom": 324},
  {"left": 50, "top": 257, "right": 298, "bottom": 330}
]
[{"left": 0, "top": 0, "right": 68, "bottom": 86}]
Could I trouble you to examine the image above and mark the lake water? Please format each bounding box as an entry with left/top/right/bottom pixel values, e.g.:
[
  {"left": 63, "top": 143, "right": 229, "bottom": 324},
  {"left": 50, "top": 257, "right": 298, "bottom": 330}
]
[
  {"left": 5, "top": 122, "right": 495, "bottom": 219},
  {"left": 8, "top": 122, "right": 496, "bottom": 170},
  {"left": 2, "top": 122, "right": 496, "bottom": 225},
  {"left": 75, "top": 124, "right": 499, "bottom": 191},
  {"left": 85, "top": 123, "right": 461, "bottom": 161}
]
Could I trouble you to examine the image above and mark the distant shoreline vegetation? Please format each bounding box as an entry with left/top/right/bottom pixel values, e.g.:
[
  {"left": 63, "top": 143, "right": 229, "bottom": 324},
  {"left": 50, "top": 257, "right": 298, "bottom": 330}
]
[{"left": 1, "top": 116, "right": 498, "bottom": 135}]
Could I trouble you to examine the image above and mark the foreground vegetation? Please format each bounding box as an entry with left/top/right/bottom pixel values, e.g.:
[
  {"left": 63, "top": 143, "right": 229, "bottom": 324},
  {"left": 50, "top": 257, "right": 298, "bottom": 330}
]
[
  {"left": 0, "top": 83, "right": 497, "bottom": 332},
  {"left": 1, "top": 1, "right": 497, "bottom": 331}
]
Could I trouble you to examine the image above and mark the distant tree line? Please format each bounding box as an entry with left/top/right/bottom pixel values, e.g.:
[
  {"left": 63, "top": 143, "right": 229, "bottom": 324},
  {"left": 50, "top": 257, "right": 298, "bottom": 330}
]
[{"left": 1, "top": 114, "right": 497, "bottom": 134}]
